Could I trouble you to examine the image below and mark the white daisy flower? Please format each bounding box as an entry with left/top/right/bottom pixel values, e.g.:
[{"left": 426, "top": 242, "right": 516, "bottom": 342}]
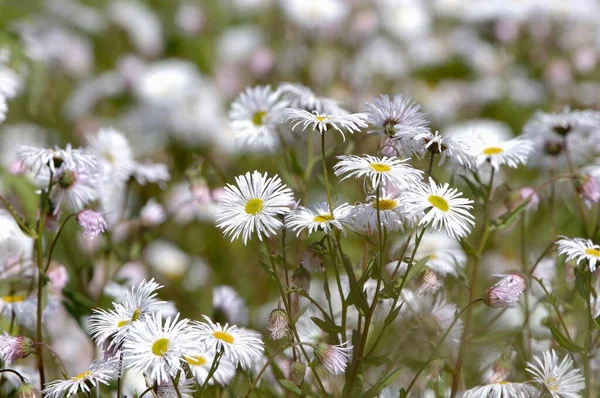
[
  {"left": 276, "top": 83, "right": 346, "bottom": 114},
  {"left": 349, "top": 189, "right": 415, "bottom": 233},
  {"left": 193, "top": 315, "right": 264, "bottom": 370},
  {"left": 87, "top": 303, "right": 134, "bottom": 355},
  {"left": 0, "top": 94, "right": 6, "bottom": 125},
  {"left": 461, "top": 381, "right": 539, "bottom": 398},
  {"left": 43, "top": 359, "right": 118, "bottom": 398},
  {"left": 282, "top": 108, "right": 369, "bottom": 141},
  {"left": 280, "top": 0, "right": 348, "bottom": 32},
  {"left": 122, "top": 313, "right": 196, "bottom": 382},
  {"left": 14, "top": 144, "right": 96, "bottom": 176},
  {"left": 0, "top": 294, "right": 38, "bottom": 330},
  {"left": 387, "top": 231, "right": 466, "bottom": 277},
  {"left": 86, "top": 127, "right": 135, "bottom": 185},
  {"left": 366, "top": 94, "right": 429, "bottom": 138},
  {"left": 477, "top": 134, "right": 534, "bottom": 169},
  {"left": 557, "top": 236, "right": 600, "bottom": 272},
  {"left": 212, "top": 285, "right": 249, "bottom": 325},
  {"left": 121, "top": 278, "right": 167, "bottom": 320},
  {"left": 333, "top": 154, "right": 423, "bottom": 189},
  {"left": 229, "top": 85, "right": 288, "bottom": 152},
  {"left": 132, "top": 162, "right": 171, "bottom": 187},
  {"left": 313, "top": 342, "right": 352, "bottom": 375},
  {"left": 286, "top": 202, "right": 352, "bottom": 236},
  {"left": 185, "top": 349, "right": 237, "bottom": 386},
  {"left": 526, "top": 349, "right": 585, "bottom": 398},
  {"left": 216, "top": 171, "right": 295, "bottom": 245},
  {"left": 400, "top": 178, "right": 475, "bottom": 240},
  {"left": 413, "top": 131, "right": 479, "bottom": 169}
]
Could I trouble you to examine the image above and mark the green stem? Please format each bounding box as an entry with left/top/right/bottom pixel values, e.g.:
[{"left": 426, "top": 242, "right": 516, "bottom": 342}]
[
  {"left": 44, "top": 213, "right": 75, "bottom": 272},
  {"left": 199, "top": 347, "right": 224, "bottom": 396},
  {"left": 0, "top": 368, "right": 26, "bottom": 383},
  {"left": 426, "top": 152, "right": 436, "bottom": 179},
  {"left": 584, "top": 272, "right": 594, "bottom": 398},
  {"left": 169, "top": 373, "right": 183, "bottom": 398},
  {"left": 326, "top": 235, "right": 347, "bottom": 342},
  {"left": 320, "top": 132, "right": 334, "bottom": 218},
  {"left": 245, "top": 344, "right": 290, "bottom": 397},
  {"left": 138, "top": 386, "right": 155, "bottom": 398}
]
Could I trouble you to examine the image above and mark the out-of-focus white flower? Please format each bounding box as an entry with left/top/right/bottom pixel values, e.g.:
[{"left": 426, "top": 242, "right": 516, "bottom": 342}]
[
  {"left": 43, "top": 359, "right": 118, "bottom": 398},
  {"left": 277, "top": 83, "right": 346, "bottom": 114},
  {"left": 144, "top": 240, "right": 190, "bottom": 279},
  {"left": 0, "top": 210, "right": 33, "bottom": 276},
  {"left": 477, "top": 134, "right": 534, "bottom": 170},
  {"left": 526, "top": 349, "right": 585, "bottom": 398},
  {"left": 185, "top": 349, "right": 236, "bottom": 386},
  {"left": 140, "top": 199, "right": 167, "bottom": 226},
  {"left": 0, "top": 66, "right": 22, "bottom": 99},
  {"left": 212, "top": 285, "right": 249, "bottom": 326},
  {"left": 461, "top": 381, "right": 539, "bottom": 398},
  {"left": 133, "top": 60, "right": 199, "bottom": 107},
  {"left": 282, "top": 108, "right": 369, "bottom": 141},
  {"left": 77, "top": 210, "right": 108, "bottom": 240},
  {"left": 217, "top": 26, "right": 264, "bottom": 64},
  {"left": 287, "top": 202, "right": 351, "bottom": 236},
  {"left": 86, "top": 127, "right": 135, "bottom": 186},
  {"left": 334, "top": 154, "right": 423, "bottom": 189},
  {"left": 575, "top": 173, "right": 600, "bottom": 208},
  {"left": 280, "top": 0, "right": 348, "bottom": 32},
  {"left": 216, "top": 171, "right": 295, "bottom": 245},
  {"left": 400, "top": 178, "right": 475, "bottom": 240},
  {"left": 557, "top": 236, "right": 600, "bottom": 272},
  {"left": 108, "top": 0, "right": 163, "bottom": 57},
  {"left": 132, "top": 162, "right": 170, "bottom": 187},
  {"left": 175, "top": 2, "right": 204, "bottom": 35}
]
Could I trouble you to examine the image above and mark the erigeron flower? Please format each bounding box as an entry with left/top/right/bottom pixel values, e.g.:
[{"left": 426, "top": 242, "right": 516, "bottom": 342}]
[
  {"left": 413, "top": 131, "right": 479, "bottom": 169},
  {"left": 277, "top": 83, "right": 346, "bottom": 114},
  {"left": 194, "top": 315, "right": 264, "bottom": 370},
  {"left": 229, "top": 85, "right": 288, "bottom": 152},
  {"left": 212, "top": 285, "right": 249, "bottom": 325},
  {"left": 400, "top": 178, "right": 475, "bottom": 240},
  {"left": 77, "top": 210, "right": 107, "bottom": 239},
  {"left": 0, "top": 294, "right": 39, "bottom": 330},
  {"left": 185, "top": 349, "right": 237, "bottom": 386},
  {"left": 365, "top": 94, "right": 429, "bottom": 140},
  {"left": 88, "top": 303, "right": 135, "bottom": 356},
  {"left": 280, "top": 0, "right": 349, "bottom": 32},
  {"left": 526, "top": 349, "right": 585, "bottom": 398},
  {"left": 460, "top": 381, "right": 539, "bottom": 398},
  {"left": 477, "top": 134, "right": 534, "bottom": 169},
  {"left": 416, "top": 268, "right": 444, "bottom": 295},
  {"left": 282, "top": 108, "right": 369, "bottom": 141},
  {"left": 14, "top": 144, "right": 96, "bottom": 175},
  {"left": 16, "top": 382, "right": 37, "bottom": 398},
  {"left": 557, "top": 236, "right": 600, "bottom": 272},
  {"left": 43, "top": 359, "right": 118, "bottom": 398},
  {"left": 301, "top": 242, "right": 326, "bottom": 272},
  {"left": 140, "top": 198, "right": 167, "bottom": 226},
  {"left": 349, "top": 189, "right": 415, "bottom": 233},
  {"left": 334, "top": 154, "right": 423, "bottom": 190},
  {"left": 0, "top": 94, "right": 6, "bottom": 125},
  {"left": 121, "top": 278, "right": 167, "bottom": 320},
  {"left": 86, "top": 127, "right": 135, "bottom": 185},
  {"left": 313, "top": 342, "right": 352, "bottom": 375},
  {"left": 132, "top": 162, "right": 171, "bottom": 187},
  {"left": 216, "top": 171, "right": 295, "bottom": 245},
  {"left": 0, "top": 333, "right": 35, "bottom": 365},
  {"left": 484, "top": 274, "right": 528, "bottom": 308},
  {"left": 122, "top": 313, "right": 196, "bottom": 382},
  {"left": 286, "top": 202, "right": 351, "bottom": 236},
  {"left": 267, "top": 309, "right": 289, "bottom": 340}
]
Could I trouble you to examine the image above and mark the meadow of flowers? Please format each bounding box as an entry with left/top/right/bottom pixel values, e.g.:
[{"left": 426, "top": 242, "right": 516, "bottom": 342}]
[{"left": 1, "top": 0, "right": 600, "bottom": 397}]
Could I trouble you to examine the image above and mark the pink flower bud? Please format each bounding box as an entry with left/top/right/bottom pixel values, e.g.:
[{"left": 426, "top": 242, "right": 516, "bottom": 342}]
[
  {"left": 267, "top": 309, "right": 289, "bottom": 340},
  {"left": 484, "top": 274, "right": 528, "bottom": 308},
  {"left": 76, "top": 210, "right": 107, "bottom": 240},
  {"left": 0, "top": 333, "right": 35, "bottom": 365}
]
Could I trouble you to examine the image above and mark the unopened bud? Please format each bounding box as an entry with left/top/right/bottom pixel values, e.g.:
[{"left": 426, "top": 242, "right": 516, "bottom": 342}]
[
  {"left": 485, "top": 358, "right": 513, "bottom": 383},
  {"left": 518, "top": 187, "right": 539, "bottom": 213},
  {"left": 427, "top": 358, "right": 445, "bottom": 382},
  {"left": 289, "top": 361, "right": 307, "bottom": 386},
  {"left": 0, "top": 333, "right": 35, "bottom": 365},
  {"left": 301, "top": 242, "right": 326, "bottom": 272},
  {"left": 417, "top": 268, "right": 444, "bottom": 296},
  {"left": 313, "top": 342, "right": 352, "bottom": 375},
  {"left": 267, "top": 309, "right": 289, "bottom": 340},
  {"left": 291, "top": 266, "right": 311, "bottom": 291},
  {"left": 484, "top": 274, "right": 527, "bottom": 308},
  {"left": 575, "top": 174, "right": 600, "bottom": 208},
  {"left": 16, "top": 382, "right": 37, "bottom": 398}
]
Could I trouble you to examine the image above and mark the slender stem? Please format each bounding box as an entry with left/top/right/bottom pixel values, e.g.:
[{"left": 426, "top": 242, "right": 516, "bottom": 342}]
[
  {"left": 326, "top": 235, "right": 347, "bottom": 342},
  {"left": 169, "top": 373, "right": 183, "bottom": 398},
  {"left": 44, "top": 214, "right": 76, "bottom": 272},
  {"left": 138, "top": 386, "right": 155, "bottom": 398},
  {"left": 280, "top": 226, "right": 296, "bottom": 361},
  {"left": 426, "top": 152, "right": 436, "bottom": 179},
  {"left": 451, "top": 167, "right": 494, "bottom": 398},
  {"left": 116, "top": 351, "right": 123, "bottom": 398},
  {"left": 288, "top": 289, "right": 331, "bottom": 324},
  {"left": 36, "top": 343, "right": 68, "bottom": 377},
  {"left": 534, "top": 277, "right": 573, "bottom": 340},
  {"left": 584, "top": 272, "right": 594, "bottom": 398},
  {"left": 405, "top": 298, "right": 485, "bottom": 395},
  {"left": 245, "top": 344, "right": 290, "bottom": 397},
  {"left": 320, "top": 132, "right": 334, "bottom": 218},
  {"left": 0, "top": 368, "right": 26, "bottom": 383}
]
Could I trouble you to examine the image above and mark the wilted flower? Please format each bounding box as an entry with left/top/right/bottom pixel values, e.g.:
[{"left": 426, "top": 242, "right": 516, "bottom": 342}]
[
  {"left": 313, "top": 342, "right": 352, "bottom": 375},
  {"left": 484, "top": 274, "right": 528, "bottom": 308},
  {"left": 427, "top": 358, "right": 445, "bottom": 382},
  {"left": 267, "top": 309, "right": 288, "bottom": 340},
  {"left": 301, "top": 242, "right": 326, "bottom": 272},
  {"left": 291, "top": 266, "right": 311, "bottom": 291},
  {"left": 77, "top": 210, "right": 107, "bottom": 239},
  {"left": 416, "top": 268, "right": 444, "bottom": 296},
  {"left": 289, "top": 361, "right": 307, "bottom": 386}
]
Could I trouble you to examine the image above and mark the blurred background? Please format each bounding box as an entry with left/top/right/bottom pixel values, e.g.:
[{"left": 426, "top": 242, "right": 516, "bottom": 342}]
[{"left": 1, "top": 0, "right": 600, "bottom": 394}]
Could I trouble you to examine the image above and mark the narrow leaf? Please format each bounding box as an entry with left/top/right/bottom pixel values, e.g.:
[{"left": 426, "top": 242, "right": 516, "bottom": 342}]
[
  {"left": 310, "top": 316, "right": 342, "bottom": 334},
  {"left": 490, "top": 200, "right": 529, "bottom": 231},
  {"left": 547, "top": 323, "right": 584, "bottom": 353},
  {"left": 279, "top": 379, "right": 302, "bottom": 396}
]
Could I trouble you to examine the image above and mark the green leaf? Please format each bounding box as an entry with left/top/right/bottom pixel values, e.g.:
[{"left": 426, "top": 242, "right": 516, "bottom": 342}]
[
  {"left": 399, "top": 388, "right": 408, "bottom": 398},
  {"left": 363, "top": 368, "right": 404, "bottom": 398},
  {"left": 259, "top": 261, "right": 275, "bottom": 279},
  {"left": 459, "top": 238, "right": 477, "bottom": 257},
  {"left": 395, "top": 256, "right": 429, "bottom": 289},
  {"left": 547, "top": 322, "right": 584, "bottom": 353},
  {"left": 0, "top": 195, "right": 37, "bottom": 238},
  {"left": 384, "top": 301, "right": 404, "bottom": 325},
  {"left": 574, "top": 268, "right": 590, "bottom": 300},
  {"left": 458, "top": 175, "right": 483, "bottom": 199},
  {"left": 490, "top": 200, "right": 529, "bottom": 231},
  {"left": 310, "top": 316, "right": 342, "bottom": 334},
  {"left": 279, "top": 379, "right": 302, "bottom": 396}
]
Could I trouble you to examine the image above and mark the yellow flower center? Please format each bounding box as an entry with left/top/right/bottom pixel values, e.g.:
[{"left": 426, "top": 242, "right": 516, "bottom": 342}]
[
  {"left": 369, "top": 163, "right": 391, "bottom": 172},
  {"left": 71, "top": 371, "right": 91, "bottom": 381},
  {"left": 117, "top": 319, "right": 130, "bottom": 328},
  {"left": 585, "top": 248, "right": 600, "bottom": 257},
  {"left": 315, "top": 115, "right": 327, "bottom": 122},
  {"left": 213, "top": 331, "right": 235, "bottom": 344},
  {"left": 186, "top": 355, "right": 207, "bottom": 366},
  {"left": 483, "top": 147, "right": 504, "bottom": 155},
  {"left": 496, "top": 381, "right": 509, "bottom": 385},
  {"left": 428, "top": 195, "right": 449, "bottom": 212},
  {"left": 377, "top": 199, "right": 397, "bottom": 210},
  {"left": 2, "top": 295, "right": 25, "bottom": 303},
  {"left": 253, "top": 110, "right": 267, "bottom": 126},
  {"left": 151, "top": 338, "right": 169, "bottom": 356},
  {"left": 245, "top": 198, "right": 264, "bottom": 215},
  {"left": 103, "top": 152, "right": 116, "bottom": 164},
  {"left": 132, "top": 308, "right": 140, "bottom": 322},
  {"left": 313, "top": 214, "right": 333, "bottom": 223}
]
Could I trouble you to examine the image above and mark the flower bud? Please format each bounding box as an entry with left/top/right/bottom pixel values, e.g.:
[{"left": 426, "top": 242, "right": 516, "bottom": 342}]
[
  {"left": 291, "top": 266, "right": 311, "bottom": 291},
  {"left": 77, "top": 210, "right": 107, "bottom": 240},
  {"left": 267, "top": 309, "right": 289, "bottom": 340},
  {"left": 0, "top": 332, "right": 35, "bottom": 365},
  {"left": 484, "top": 274, "right": 528, "bottom": 308},
  {"left": 289, "top": 361, "right": 307, "bottom": 386},
  {"left": 575, "top": 174, "right": 600, "bottom": 208},
  {"left": 518, "top": 186, "right": 539, "bottom": 213},
  {"left": 140, "top": 199, "right": 166, "bottom": 227},
  {"left": 427, "top": 358, "right": 445, "bottom": 382},
  {"left": 485, "top": 358, "right": 513, "bottom": 383},
  {"left": 301, "top": 242, "right": 326, "bottom": 272},
  {"left": 417, "top": 268, "right": 444, "bottom": 296},
  {"left": 16, "top": 382, "right": 37, "bottom": 398},
  {"left": 313, "top": 342, "right": 352, "bottom": 375}
]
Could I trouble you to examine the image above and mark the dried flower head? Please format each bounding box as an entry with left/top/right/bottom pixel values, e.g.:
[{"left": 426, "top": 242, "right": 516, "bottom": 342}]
[
  {"left": 484, "top": 274, "right": 527, "bottom": 308},
  {"left": 313, "top": 342, "right": 352, "bottom": 375},
  {"left": 267, "top": 309, "right": 289, "bottom": 340}
]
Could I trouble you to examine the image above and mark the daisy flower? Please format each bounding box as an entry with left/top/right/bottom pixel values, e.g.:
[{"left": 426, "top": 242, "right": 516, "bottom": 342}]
[
  {"left": 477, "top": 134, "right": 534, "bottom": 169},
  {"left": 557, "top": 236, "right": 600, "bottom": 272},
  {"left": 365, "top": 94, "right": 429, "bottom": 139},
  {"left": 333, "top": 154, "right": 423, "bottom": 190},
  {"left": 400, "top": 178, "right": 475, "bottom": 240},
  {"left": 185, "top": 349, "right": 237, "bottom": 386},
  {"left": 14, "top": 144, "right": 96, "bottom": 175},
  {"left": 86, "top": 127, "right": 135, "bottom": 186},
  {"left": 0, "top": 294, "right": 38, "bottom": 330},
  {"left": 122, "top": 313, "right": 196, "bottom": 382},
  {"left": 216, "top": 171, "right": 295, "bottom": 245},
  {"left": 277, "top": 83, "right": 346, "bottom": 114},
  {"left": 132, "top": 162, "right": 171, "bottom": 187},
  {"left": 229, "top": 85, "right": 288, "bottom": 152},
  {"left": 286, "top": 202, "right": 352, "bottom": 236},
  {"left": 87, "top": 303, "right": 134, "bottom": 356},
  {"left": 461, "top": 381, "right": 539, "bottom": 397},
  {"left": 121, "top": 278, "right": 167, "bottom": 320},
  {"left": 313, "top": 342, "right": 353, "bottom": 375},
  {"left": 0, "top": 94, "right": 6, "bottom": 125},
  {"left": 193, "top": 315, "right": 264, "bottom": 370},
  {"left": 413, "top": 131, "right": 479, "bottom": 169},
  {"left": 212, "top": 285, "right": 249, "bottom": 325},
  {"left": 282, "top": 108, "right": 369, "bottom": 141},
  {"left": 43, "top": 359, "right": 118, "bottom": 398},
  {"left": 349, "top": 189, "right": 415, "bottom": 233},
  {"left": 76, "top": 210, "right": 107, "bottom": 239},
  {"left": 526, "top": 349, "right": 585, "bottom": 398}
]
